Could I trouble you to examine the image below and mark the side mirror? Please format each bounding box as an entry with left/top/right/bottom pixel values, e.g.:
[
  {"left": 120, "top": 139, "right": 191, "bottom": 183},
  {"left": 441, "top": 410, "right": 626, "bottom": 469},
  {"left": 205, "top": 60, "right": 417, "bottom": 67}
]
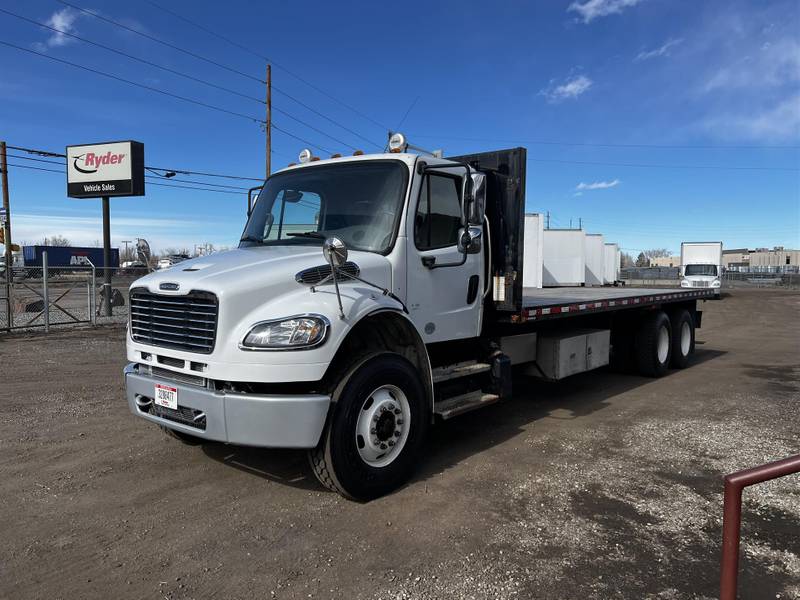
[
  {"left": 467, "top": 172, "right": 486, "bottom": 224},
  {"left": 323, "top": 237, "right": 348, "bottom": 267}
]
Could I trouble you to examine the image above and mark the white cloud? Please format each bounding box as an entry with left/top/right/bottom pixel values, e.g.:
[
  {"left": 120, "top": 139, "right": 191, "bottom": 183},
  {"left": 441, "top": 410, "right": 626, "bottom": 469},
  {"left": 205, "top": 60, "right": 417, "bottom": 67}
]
[
  {"left": 540, "top": 75, "right": 593, "bottom": 103},
  {"left": 703, "top": 37, "right": 800, "bottom": 92},
  {"left": 33, "top": 8, "right": 82, "bottom": 50},
  {"left": 635, "top": 38, "right": 683, "bottom": 61},
  {"left": 576, "top": 179, "right": 620, "bottom": 191},
  {"left": 568, "top": 0, "right": 645, "bottom": 24},
  {"left": 702, "top": 94, "right": 800, "bottom": 142}
]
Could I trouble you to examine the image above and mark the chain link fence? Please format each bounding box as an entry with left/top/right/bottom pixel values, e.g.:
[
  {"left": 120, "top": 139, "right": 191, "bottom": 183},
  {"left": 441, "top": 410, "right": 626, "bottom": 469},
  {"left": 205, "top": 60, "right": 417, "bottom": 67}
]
[{"left": 1, "top": 262, "right": 149, "bottom": 332}]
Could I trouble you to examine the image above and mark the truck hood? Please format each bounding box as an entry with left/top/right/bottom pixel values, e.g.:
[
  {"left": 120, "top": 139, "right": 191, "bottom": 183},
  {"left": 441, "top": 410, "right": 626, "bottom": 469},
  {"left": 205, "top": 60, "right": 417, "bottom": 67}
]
[{"left": 132, "top": 245, "right": 392, "bottom": 299}]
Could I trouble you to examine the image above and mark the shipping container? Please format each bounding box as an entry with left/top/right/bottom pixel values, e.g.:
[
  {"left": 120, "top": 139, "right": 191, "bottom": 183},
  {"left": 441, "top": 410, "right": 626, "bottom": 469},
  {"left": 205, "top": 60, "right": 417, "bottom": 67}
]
[
  {"left": 543, "top": 229, "right": 585, "bottom": 287},
  {"left": 584, "top": 234, "right": 604, "bottom": 286},
  {"left": 22, "top": 245, "right": 119, "bottom": 269},
  {"left": 604, "top": 243, "right": 620, "bottom": 284},
  {"left": 522, "top": 213, "right": 544, "bottom": 289}
]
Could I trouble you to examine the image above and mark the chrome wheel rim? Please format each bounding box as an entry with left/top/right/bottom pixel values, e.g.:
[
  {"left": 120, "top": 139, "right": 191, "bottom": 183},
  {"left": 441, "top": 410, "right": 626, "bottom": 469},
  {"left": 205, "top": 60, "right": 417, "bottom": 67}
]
[
  {"left": 355, "top": 385, "right": 410, "bottom": 468},
  {"left": 680, "top": 321, "right": 691, "bottom": 356},
  {"left": 657, "top": 325, "right": 670, "bottom": 364}
]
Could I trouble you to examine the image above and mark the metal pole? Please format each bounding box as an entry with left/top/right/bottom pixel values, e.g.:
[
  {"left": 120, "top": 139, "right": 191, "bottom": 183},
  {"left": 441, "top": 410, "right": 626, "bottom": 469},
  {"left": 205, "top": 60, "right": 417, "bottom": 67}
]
[
  {"left": 42, "top": 250, "right": 49, "bottom": 332},
  {"left": 720, "top": 454, "right": 800, "bottom": 600},
  {"left": 102, "top": 195, "right": 112, "bottom": 316},
  {"left": 266, "top": 63, "right": 272, "bottom": 178}
]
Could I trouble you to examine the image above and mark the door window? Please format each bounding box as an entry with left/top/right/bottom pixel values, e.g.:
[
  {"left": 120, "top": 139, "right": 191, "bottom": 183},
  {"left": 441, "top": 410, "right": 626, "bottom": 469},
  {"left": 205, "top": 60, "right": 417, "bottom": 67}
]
[{"left": 414, "top": 175, "right": 462, "bottom": 250}]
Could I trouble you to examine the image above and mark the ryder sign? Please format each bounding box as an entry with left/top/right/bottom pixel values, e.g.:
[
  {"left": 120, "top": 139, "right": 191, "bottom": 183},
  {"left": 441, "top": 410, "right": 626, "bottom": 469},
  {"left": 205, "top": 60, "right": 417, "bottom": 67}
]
[{"left": 66, "top": 141, "right": 145, "bottom": 198}]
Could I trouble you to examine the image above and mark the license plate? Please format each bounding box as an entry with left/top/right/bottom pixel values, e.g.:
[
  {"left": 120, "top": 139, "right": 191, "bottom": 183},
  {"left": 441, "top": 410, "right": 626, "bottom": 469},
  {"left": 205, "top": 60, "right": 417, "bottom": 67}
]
[{"left": 154, "top": 384, "right": 178, "bottom": 410}]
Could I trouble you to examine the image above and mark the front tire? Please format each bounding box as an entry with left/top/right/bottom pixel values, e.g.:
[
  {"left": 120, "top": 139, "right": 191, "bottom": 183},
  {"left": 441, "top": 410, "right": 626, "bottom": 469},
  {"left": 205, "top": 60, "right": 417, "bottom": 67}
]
[
  {"left": 309, "top": 353, "right": 428, "bottom": 501},
  {"left": 634, "top": 311, "right": 672, "bottom": 377}
]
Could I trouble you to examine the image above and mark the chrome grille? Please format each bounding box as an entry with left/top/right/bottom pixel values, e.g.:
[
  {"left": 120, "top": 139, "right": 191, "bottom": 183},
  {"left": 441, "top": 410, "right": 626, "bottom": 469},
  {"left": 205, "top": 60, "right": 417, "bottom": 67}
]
[
  {"left": 130, "top": 288, "right": 218, "bottom": 354},
  {"left": 691, "top": 280, "right": 710, "bottom": 288},
  {"left": 295, "top": 262, "right": 360, "bottom": 285}
]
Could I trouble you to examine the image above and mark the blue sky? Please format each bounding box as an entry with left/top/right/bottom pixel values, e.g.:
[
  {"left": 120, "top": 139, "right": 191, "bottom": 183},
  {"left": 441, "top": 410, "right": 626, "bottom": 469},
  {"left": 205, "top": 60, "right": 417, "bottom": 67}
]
[{"left": 1, "top": 0, "right": 798, "bottom": 255}]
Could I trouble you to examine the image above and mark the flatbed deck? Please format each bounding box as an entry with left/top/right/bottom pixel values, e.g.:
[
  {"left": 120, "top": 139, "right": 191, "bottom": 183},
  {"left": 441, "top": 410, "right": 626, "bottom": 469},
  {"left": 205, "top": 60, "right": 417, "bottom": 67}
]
[{"left": 515, "top": 287, "right": 715, "bottom": 322}]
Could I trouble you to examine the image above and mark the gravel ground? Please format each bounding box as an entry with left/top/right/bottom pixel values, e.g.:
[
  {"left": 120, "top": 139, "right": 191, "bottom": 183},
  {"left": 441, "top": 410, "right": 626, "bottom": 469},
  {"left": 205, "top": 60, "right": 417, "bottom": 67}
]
[{"left": 0, "top": 288, "right": 798, "bottom": 599}]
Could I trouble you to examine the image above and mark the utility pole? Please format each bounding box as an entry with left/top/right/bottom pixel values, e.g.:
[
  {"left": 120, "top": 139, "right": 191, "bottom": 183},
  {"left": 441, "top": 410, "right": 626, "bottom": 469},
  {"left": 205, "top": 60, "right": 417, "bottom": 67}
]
[
  {"left": 578, "top": 217, "right": 582, "bottom": 230},
  {"left": 1, "top": 142, "right": 12, "bottom": 281},
  {"left": 1, "top": 141, "right": 12, "bottom": 330},
  {"left": 121, "top": 239, "right": 132, "bottom": 261},
  {"left": 265, "top": 63, "right": 271, "bottom": 179},
  {"left": 546, "top": 211, "right": 550, "bottom": 230}
]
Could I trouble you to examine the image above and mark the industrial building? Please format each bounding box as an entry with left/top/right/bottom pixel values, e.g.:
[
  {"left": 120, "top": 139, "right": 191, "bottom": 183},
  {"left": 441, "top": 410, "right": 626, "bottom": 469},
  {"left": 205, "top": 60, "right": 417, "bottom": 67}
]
[{"left": 650, "top": 247, "right": 797, "bottom": 272}]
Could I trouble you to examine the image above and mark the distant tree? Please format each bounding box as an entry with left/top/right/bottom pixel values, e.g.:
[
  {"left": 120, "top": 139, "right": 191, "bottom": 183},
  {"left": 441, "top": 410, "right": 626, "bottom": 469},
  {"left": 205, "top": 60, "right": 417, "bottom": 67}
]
[
  {"left": 42, "top": 235, "right": 71, "bottom": 246},
  {"left": 643, "top": 248, "right": 671, "bottom": 260},
  {"left": 635, "top": 252, "right": 649, "bottom": 267},
  {"left": 620, "top": 252, "right": 635, "bottom": 268}
]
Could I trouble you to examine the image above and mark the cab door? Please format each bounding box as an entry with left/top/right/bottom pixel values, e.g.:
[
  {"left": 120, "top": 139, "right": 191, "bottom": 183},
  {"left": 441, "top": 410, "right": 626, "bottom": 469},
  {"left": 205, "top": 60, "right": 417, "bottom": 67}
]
[{"left": 405, "top": 169, "right": 483, "bottom": 343}]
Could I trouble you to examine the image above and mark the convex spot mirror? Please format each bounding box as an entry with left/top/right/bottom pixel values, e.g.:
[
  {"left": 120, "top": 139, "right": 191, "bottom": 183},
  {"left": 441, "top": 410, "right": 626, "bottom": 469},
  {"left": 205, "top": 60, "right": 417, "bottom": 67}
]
[
  {"left": 323, "top": 237, "right": 348, "bottom": 267},
  {"left": 457, "top": 226, "right": 482, "bottom": 254}
]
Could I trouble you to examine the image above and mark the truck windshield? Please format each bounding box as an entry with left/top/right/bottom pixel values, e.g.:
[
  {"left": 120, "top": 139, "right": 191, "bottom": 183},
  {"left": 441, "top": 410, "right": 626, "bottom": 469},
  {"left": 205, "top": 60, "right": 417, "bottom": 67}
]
[
  {"left": 240, "top": 161, "right": 408, "bottom": 254},
  {"left": 685, "top": 264, "right": 717, "bottom": 276}
]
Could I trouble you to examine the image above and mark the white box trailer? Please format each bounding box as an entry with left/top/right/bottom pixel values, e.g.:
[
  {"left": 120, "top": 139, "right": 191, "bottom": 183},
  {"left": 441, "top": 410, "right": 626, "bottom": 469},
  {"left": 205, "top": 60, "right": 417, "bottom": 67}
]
[
  {"left": 543, "top": 229, "right": 585, "bottom": 287},
  {"left": 584, "top": 234, "right": 604, "bottom": 286},
  {"left": 522, "top": 213, "right": 544, "bottom": 289},
  {"left": 604, "top": 243, "right": 620, "bottom": 284}
]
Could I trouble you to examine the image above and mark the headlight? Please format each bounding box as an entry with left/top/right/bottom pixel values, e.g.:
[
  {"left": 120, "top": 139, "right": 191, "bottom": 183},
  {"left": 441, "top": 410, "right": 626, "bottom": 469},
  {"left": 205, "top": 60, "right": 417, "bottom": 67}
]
[
  {"left": 712, "top": 280, "right": 721, "bottom": 287},
  {"left": 240, "top": 315, "right": 329, "bottom": 350}
]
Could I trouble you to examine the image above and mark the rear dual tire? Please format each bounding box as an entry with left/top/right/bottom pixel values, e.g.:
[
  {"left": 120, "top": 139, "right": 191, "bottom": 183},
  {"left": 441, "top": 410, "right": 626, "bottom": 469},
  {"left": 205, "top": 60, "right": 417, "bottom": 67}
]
[
  {"left": 669, "top": 309, "right": 695, "bottom": 369},
  {"left": 634, "top": 311, "right": 672, "bottom": 377}
]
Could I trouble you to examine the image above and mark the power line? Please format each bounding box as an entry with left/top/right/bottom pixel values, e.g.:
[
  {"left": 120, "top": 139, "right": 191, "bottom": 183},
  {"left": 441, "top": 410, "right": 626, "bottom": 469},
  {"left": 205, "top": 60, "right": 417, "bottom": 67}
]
[
  {"left": 6, "top": 146, "right": 264, "bottom": 182},
  {"left": 0, "top": 40, "right": 264, "bottom": 124},
  {"left": 416, "top": 133, "right": 800, "bottom": 151},
  {"left": 55, "top": 0, "right": 264, "bottom": 84},
  {"left": 0, "top": 7, "right": 264, "bottom": 105},
  {"left": 4, "top": 162, "right": 246, "bottom": 196},
  {"left": 527, "top": 157, "right": 799, "bottom": 172},
  {"left": 142, "top": 0, "right": 391, "bottom": 132},
  {"left": 271, "top": 123, "right": 331, "bottom": 154},
  {"left": 2, "top": 8, "right": 368, "bottom": 153}
]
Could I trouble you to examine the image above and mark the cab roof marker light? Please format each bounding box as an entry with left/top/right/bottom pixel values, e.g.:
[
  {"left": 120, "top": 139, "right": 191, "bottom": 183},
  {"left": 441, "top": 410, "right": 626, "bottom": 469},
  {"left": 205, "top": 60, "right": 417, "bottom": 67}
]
[
  {"left": 387, "top": 132, "right": 443, "bottom": 158},
  {"left": 330, "top": 153, "right": 342, "bottom": 158},
  {"left": 353, "top": 150, "right": 364, "bottom": 156}
]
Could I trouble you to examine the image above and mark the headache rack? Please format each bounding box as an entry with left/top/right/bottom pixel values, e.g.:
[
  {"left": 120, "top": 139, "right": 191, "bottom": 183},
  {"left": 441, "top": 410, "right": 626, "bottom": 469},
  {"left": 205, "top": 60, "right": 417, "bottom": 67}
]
[{"left": 129, "top": 288, "right": 218, "bottom": 354}]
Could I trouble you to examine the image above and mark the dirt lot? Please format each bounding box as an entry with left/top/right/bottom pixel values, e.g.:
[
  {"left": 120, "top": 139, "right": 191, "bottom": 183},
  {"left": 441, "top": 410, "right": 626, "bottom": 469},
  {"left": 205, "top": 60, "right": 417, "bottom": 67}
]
[{"left": 1, "top": 289, "right": 798, "bottom": 599}]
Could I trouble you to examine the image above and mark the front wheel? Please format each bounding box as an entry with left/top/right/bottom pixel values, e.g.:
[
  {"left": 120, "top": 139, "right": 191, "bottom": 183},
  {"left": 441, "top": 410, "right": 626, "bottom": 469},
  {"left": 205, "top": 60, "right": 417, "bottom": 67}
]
[{"left": 309, "top": 353, "right": 429, "bottom": 501}]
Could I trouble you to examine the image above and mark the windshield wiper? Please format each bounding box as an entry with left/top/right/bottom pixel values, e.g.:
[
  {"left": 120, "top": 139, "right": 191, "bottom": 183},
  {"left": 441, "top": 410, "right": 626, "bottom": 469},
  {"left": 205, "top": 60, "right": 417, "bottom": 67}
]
[
  {"left": 240, "top": 235, "right": 264, "bottom": 245},
  {"left": 286, "top": 231, "right": 326, "bottom": 240}
]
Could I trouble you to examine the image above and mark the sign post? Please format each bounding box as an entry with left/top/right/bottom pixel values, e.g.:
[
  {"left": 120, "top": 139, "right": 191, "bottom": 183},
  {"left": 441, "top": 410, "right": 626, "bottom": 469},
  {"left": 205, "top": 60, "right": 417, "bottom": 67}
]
[{"left": 66, "top": 140, "right": 144, "bottom": 316}]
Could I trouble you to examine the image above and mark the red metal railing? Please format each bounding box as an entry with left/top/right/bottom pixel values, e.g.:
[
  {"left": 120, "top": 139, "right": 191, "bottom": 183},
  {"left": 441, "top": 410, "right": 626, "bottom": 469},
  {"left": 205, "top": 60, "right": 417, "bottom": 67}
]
[{"left": 720, "top": 454, "right": 800, "bottom": 600}]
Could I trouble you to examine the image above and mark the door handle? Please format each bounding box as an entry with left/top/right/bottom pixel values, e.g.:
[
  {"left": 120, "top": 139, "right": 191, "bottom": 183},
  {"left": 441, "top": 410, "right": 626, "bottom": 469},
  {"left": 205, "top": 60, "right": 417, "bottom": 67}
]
[{"left": 421, "top": 256, "right": 436, "bottom": 268}]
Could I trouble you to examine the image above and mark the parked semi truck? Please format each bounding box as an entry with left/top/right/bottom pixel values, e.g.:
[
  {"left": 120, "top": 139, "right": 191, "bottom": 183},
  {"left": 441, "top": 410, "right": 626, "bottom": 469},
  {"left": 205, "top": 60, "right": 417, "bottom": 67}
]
[
  {"left": 124, "top": 137, "right": 716, "bottom": 500},
  {"left": 680, "top": 242, "right": 722, "bottom": 297}
]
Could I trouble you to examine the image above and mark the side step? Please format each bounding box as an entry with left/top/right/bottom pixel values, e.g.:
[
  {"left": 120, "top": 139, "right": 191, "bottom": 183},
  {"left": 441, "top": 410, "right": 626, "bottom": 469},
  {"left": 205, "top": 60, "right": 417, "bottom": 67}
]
[
  {"left": 432, "top": 361, "right": 491, "bottom": 384},
  {"left": 434, "top": 390, "right": 500, "bottom": 420}
]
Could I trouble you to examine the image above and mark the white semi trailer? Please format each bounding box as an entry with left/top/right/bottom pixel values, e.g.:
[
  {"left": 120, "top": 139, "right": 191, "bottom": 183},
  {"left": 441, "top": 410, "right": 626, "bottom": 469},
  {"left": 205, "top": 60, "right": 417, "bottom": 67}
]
[
  {"left": 124, "top": 139, "right": 716, "bottom": 500},
  {"left": 680, "top": 242, "right": 722, "bottom": 297},
  {"left": 604, "top": 242, "right": 621, "bottom": 285},
  {"left": 584, "top": 233, "right": 604, "bottom": 286}
]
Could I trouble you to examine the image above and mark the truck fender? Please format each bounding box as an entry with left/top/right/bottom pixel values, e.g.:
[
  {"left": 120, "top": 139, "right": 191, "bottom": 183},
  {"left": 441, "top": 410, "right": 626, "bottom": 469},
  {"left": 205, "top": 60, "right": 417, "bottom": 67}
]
[{"left": 321, "top": 308, "right": 434, "bottom": 417}]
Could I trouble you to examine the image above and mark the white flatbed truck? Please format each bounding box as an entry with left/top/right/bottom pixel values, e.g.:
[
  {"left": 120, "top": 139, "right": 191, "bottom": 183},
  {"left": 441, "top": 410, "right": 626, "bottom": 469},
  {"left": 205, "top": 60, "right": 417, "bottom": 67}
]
[{"left": 124, "top": 138, "right": 717, "bottom": 500}]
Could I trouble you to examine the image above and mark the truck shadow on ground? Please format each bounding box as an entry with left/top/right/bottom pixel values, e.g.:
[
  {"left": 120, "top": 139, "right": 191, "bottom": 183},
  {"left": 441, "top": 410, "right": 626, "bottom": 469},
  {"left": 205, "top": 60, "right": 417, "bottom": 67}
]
[{"left": 199, "top": 348, "right": 726, "bottom": 493}]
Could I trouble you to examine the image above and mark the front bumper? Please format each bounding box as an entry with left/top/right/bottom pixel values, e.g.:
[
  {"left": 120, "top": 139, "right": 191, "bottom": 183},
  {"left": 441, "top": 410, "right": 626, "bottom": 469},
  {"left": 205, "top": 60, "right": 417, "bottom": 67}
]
[{"left": 124, "top": 364, "right": 330, "bottom": 448}]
